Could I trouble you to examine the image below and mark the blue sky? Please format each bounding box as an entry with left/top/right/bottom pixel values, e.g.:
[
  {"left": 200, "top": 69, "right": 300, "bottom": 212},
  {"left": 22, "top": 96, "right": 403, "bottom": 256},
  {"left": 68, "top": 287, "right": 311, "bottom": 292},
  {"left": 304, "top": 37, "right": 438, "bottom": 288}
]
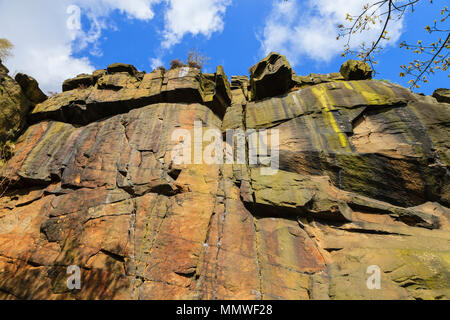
[{"left": 0, "top": 0, "right": 448, "bottom": 94}]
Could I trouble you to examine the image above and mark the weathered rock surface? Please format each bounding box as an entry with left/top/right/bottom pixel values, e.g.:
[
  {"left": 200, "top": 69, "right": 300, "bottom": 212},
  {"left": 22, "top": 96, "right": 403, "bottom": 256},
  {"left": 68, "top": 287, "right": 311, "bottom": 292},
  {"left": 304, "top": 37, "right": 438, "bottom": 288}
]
[
  {"left": 0, "top": 56, "right": 449, "bottom": 300},
  {"left": 0, "top": 61, "right": 43, "bottom": 143},
  {"left": 249, "top": 52, "right": 294, "bottom": 101},
  {"left": 433, "top": 88, "right": 450, "bottom": 104},
  {"left": 340, "top": 60, "right": 373, "bottom": 81},
  {"left": 49, "top": 64, "right": 231, "bottom": 124},
  {"left": 14, "top": 73, "right": 47, "bottom": 104},
  {"left": 245, "top": 80, "right": 449, "bottom": 207},
  {"left": 293, "top": 72, "right": 345, "bottom": 88}
]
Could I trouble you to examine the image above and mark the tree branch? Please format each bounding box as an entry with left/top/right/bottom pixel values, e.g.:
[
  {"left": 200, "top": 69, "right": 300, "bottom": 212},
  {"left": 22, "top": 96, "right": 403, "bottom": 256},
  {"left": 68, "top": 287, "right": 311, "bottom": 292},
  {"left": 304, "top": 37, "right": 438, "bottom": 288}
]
[{"left": 364, "top": 0, "right": 392, "bottom": 60}]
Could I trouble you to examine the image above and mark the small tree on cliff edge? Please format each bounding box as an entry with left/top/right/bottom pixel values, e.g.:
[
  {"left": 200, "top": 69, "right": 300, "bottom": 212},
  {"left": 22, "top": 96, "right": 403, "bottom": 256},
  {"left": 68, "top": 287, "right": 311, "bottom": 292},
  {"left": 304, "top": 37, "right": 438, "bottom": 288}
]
[
  {"left": 0, "top": 38, "right": 14, "bottom": 61},
  {"left": 168, "top": 49, "right": 210, "bottom": 71},
  {"left": 187, "top": 49, "right": 210, "bottom": 70},
  {"left": 170, "top": 59, "right": 186, "bottom": 70}
]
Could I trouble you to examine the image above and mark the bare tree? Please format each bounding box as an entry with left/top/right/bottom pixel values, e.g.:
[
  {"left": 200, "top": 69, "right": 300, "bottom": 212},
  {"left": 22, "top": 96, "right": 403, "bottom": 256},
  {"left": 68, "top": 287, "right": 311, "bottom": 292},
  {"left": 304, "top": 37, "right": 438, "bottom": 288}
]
[
  {"left": 169, "top": 59, "right": 186, "bottom": 70},
  {"left": 187, "top": 49, "right": 210, "bottom": 70},
  {"left": 168, "top": 49, "right": 210, "bottom": 71},
  {"left": 337, "top": 0, "right": 449, "bottom": 88},
  {"left": 0, "top": 38, "right": 14, "bottom": 61}
]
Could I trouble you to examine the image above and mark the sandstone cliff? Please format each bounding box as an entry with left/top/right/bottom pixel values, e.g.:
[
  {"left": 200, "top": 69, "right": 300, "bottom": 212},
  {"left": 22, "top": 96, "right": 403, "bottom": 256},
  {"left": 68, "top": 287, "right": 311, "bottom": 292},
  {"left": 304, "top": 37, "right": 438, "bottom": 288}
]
[{"left": 0, "top": 54, "right": 449, "bottom": 300}]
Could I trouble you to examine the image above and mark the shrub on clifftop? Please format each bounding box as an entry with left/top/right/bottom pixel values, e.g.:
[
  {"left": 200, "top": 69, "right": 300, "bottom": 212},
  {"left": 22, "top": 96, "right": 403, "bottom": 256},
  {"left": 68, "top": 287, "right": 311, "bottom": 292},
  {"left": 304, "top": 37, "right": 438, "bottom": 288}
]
[{"left": 0, "top": 38, "right": 13, "bottom": 61}]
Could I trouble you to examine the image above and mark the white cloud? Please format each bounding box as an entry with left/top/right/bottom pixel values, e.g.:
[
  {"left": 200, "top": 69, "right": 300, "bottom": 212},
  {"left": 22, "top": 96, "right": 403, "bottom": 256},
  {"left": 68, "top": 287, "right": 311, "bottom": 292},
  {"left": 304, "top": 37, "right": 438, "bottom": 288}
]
[
  {"left": 259, "top": 0, "right": 404, "bottom": 66},
  {"left": 162, "top": 0, "right": 232, "bottom": 48},
  {"left": 0, "top": 1, "right": 92, "bottom": 93},
  {"left": 150, "top": 57, "right": 164, "bottom": 70},
  {"left": 79, "top": 0, "right": 162, "bottom": 20},
  {"left": 0, "top": 0, "right": 161, "bottom": 93},
  {"left": 71, "top": 0, "right": 162, "bottom": 56},
  {"left": 0, "top": 0, "right": 233, "bottom": 92}
]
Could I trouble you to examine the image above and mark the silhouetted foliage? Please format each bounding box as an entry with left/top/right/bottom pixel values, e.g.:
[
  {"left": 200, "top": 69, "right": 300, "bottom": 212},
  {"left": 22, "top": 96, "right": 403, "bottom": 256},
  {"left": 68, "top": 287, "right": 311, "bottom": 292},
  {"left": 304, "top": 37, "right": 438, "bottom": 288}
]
[
  {"left": 47, "top": 91, "right": 59, "bottom": 97},
  {"left": 77, "top": 83, "right": 90, "bottom": 90},
  {"left": 167, "top": 50, "right": 210, "bottom": 71},
  {"left": 170, "top": 59, "right": 186, "bottom": 70},
  {"left": 155, "top": 65, "right": 166, "bottom": 73}
]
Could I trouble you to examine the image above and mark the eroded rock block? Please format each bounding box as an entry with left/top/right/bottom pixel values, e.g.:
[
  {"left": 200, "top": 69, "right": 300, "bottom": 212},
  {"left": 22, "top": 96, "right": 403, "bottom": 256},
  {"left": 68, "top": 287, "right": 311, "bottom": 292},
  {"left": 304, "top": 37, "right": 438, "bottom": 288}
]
[
  {"left": 62, "top": 73, "right": 96, "bottom": 92},
  {"left": 0, "top": 61, "right": 34, "bottom": 142},
  {"left": 107, "top": 62, "right": 138, "bottom": 76},
  {"left": 249, "top": 52, "right": 294, "bottom": 100},
  {"left": 433, "top": 88, "right": 450, "bottom": 104},
  {"left": 15, "top": 73, "right": 47, "bottom": 104},
  {"left": 340, "top": 59, "right": 373, "bottom": 80},
  {"left": 32, "top": 64, "right": 231, "bottom": 124}
]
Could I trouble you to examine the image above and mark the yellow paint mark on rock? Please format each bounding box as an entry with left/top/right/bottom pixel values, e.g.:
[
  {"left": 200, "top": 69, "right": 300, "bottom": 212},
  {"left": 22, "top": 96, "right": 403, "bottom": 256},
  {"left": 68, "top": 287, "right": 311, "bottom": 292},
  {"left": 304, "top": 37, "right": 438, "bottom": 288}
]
[
  {"left": 311, "top": 85, "right": 350, "bottom": 150},
  {"left": 342, "top": 82, "right": 354, "bottom": 91},
  {"left": 351, "top": 81, "right": 389, "bottom": 105}
]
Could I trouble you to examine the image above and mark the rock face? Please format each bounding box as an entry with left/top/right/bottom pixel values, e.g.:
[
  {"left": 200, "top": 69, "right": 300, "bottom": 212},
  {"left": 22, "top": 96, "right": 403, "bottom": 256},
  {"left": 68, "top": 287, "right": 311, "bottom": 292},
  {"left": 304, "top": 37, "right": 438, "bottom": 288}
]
[
  {"left": 0, "top": 56, "right": 449, "bottom": 300},
  {"left": 249, "top": 52, "right": 294, "bottom": 101},
  {"left": 14, "top": 73, "right": 47, "bottom": 104},
  {"left": 0, "top": 61, "right": 45, "bottom": 144}
]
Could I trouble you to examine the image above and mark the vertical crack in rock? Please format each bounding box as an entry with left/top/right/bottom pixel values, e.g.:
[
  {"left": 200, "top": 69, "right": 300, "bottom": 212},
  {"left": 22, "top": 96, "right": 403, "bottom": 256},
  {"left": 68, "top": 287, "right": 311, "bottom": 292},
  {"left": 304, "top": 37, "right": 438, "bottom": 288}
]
[
  {"left": 193, "top": 202, "right": 217, "bottom": 299},
  {"left": 252, "top": 216, "right": 264, "bottom": 300},
  {"left": 141, "top": 196, "right": 170, "bottom": 278},
  {"left": 128, "top": 198, "right": 140, "bottom": 299},
  {"left": 211, "top": 167, "right": 228, "bottom": 300}
]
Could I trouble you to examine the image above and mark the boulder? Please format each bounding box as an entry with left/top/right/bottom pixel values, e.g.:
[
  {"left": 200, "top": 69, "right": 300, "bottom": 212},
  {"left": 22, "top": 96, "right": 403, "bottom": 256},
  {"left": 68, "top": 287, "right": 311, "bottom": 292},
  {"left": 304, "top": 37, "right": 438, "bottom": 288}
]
[
  {"left": 0, "top": 61, "right": 33, "bottom": 143},
  {"left": 249, "top": 52, "right": 294, "bottom": 100},
  {"left": 92, "top": 69, "right": 107, "bottom": 80},
  {"left": 339, "top": 59, "right": 373, "bottom": 80},
  {"left": 62, "top": 73, "right": 96, "bottom": 92},
  {"left": 107, "top": 63, "right": 138, "bottom": 76},
  {"left": 15, "top": 73, "right": 47, "bottom": 104},
  {"left": 432, "top": 88, "right": 450, "bottom": 104},
  {"left": 96, "top": 72, "right": 139, "bottom": 90}
]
